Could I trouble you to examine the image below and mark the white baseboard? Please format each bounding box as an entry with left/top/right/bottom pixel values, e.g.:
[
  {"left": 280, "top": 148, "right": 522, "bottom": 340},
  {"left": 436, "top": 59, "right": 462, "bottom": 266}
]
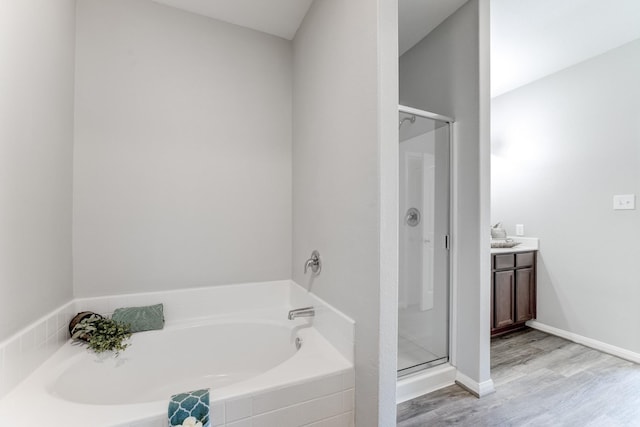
[
  {"left": 455, "top": 371, "right": 495, "bottom": 398},
  {"left": 527, "top": 320, "right": 640, "bottom": 364},
  {"left": 396, "top": 364, "right": 457, "bottom": 403}
]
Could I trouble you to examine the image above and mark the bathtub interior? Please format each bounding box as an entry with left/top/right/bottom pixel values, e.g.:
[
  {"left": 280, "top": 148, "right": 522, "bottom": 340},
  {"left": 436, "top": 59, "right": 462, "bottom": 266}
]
[{"left": 50, "top": 320, "right": 299, "bottom": 405}]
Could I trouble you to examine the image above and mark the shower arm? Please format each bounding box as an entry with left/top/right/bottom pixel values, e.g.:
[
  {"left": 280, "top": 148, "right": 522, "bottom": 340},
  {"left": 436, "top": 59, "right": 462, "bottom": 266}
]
[{"left": 399, "top": 115, "right": 416, "bottom": 129}]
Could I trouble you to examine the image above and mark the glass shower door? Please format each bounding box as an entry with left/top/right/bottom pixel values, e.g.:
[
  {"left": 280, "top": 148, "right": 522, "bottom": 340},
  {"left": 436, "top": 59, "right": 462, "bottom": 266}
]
[{"left": 398, "top": 108, "right": 450, "bottom": 377}]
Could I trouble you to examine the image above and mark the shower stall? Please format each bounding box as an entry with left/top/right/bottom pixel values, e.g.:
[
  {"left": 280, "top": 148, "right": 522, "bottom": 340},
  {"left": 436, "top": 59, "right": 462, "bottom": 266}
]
[{"left": 397, "top": 105, "right": 453, "bottom": 396}]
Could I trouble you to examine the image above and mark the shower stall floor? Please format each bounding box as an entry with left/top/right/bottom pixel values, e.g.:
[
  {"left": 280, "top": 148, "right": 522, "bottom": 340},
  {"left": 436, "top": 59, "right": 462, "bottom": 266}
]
[
  {"left": 397, "top": 303, "right": 447, "bottom": 375},
  {"left": 398, "top": 334, "right": 442, "bottom": 373}
]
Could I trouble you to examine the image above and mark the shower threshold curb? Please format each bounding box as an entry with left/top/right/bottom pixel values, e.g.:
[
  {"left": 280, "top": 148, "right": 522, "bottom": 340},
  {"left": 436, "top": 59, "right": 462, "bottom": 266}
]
[{"left": 396, "top": 363, "right": 456, "bottom": 403}]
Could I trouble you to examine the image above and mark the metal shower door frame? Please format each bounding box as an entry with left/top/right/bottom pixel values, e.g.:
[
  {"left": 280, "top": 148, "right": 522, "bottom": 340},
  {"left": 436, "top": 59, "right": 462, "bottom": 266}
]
[{"left": 397, "top": 104, "right": 454, "bottom": 378}]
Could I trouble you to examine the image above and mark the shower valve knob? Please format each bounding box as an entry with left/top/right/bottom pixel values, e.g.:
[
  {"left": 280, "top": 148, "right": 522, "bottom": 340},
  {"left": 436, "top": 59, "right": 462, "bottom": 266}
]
[
  {"left": 304, "top": 250, "right": 321, "bottom": 275},
  {"left": 405, "top": 208, "right": 421, "bottom": 227}
]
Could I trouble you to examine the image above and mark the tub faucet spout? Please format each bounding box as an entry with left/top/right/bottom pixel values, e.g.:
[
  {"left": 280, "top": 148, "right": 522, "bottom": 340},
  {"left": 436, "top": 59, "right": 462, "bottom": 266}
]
[{"left": 288, "top": 306, "right": 315, "bottom": 320}]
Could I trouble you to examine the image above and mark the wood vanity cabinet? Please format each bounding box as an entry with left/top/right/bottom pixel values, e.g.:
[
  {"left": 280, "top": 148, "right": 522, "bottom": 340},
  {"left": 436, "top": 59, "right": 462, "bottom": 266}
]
[{"left": 491, "top": 251, "right": 537, "bottom": 336}]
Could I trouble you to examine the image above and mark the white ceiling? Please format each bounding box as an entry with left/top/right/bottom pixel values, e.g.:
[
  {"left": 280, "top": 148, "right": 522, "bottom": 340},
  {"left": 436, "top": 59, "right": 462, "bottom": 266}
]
[
  {"left": 151, "top": 0, "right": 313, "bottom": 40},
  {"left": 151, "top": 0, "right": 465, "bottom": 56},
  {"left": 152, "top": 0, "right": 640, "bottom": 99},
  {"left": 398, "top": 0, "right": 467, "bottom": 56},
  {"left": 149, "top": 0, "right": 468, "bottom": 59},
  {"left": 491, "top": 0, "right": 640, "bottom": 97}
]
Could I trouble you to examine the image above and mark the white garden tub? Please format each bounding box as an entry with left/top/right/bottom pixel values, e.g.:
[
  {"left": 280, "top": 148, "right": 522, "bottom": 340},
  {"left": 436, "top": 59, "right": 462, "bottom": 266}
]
[{"left": 0, "top": 281, "right": 355, "bottom": 427}]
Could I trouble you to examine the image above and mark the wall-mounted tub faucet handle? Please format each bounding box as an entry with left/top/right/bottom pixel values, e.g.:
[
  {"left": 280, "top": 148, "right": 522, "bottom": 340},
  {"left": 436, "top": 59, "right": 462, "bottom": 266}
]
[
  {"left": 288, "top": 306, "right": 315, "bottom": 320},
  {"left": 304, "top": 250, "right": 322, "bottom": 275}
]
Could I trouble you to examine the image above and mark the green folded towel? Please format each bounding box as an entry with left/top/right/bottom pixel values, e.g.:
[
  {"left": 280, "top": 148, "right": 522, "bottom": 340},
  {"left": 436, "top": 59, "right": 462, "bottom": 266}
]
[{"left": 112, "top": 303, "right": 164, "bottom": 333}]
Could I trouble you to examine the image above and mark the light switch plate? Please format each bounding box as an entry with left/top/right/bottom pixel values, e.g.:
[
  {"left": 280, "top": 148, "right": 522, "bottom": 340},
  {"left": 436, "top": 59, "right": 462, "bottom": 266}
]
[{"left": 613, "top": 194, "right": 635, "bottom": 210}]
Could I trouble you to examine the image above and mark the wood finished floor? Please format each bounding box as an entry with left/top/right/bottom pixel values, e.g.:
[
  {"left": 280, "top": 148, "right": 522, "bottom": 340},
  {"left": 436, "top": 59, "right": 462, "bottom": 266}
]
[{"left": 397, "top": 328, "right": 640, "bottom": 426}]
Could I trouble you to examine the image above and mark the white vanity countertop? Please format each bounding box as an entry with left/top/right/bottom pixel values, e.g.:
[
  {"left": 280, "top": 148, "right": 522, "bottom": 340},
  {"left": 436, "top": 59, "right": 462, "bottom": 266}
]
[{"left": 491, "top": 236, "right": 539, "bottom": 254}]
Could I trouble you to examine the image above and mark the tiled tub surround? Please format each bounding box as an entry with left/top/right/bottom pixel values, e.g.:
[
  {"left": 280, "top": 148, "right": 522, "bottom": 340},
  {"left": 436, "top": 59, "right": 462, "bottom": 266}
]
[
  {"left": 0, "top": 300, "right": 77, "bottom": 399},
  {"left": 0, "top": 281, "right": 355, "bottom": 427}
]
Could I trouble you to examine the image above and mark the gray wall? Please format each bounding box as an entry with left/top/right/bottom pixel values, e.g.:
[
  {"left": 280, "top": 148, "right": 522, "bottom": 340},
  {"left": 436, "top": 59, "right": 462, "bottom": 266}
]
[
  {"left": 0, "top": 0, "right": 75, "bottom": 341},
  {"left": 73, "top": 0, "right": 292, "bottom": 297},
  {"left": 399, "top": 0, "right": 492, "bottom": 389},
  {"left": 292, "top": 0, "right": 398, "bottom": 424},
  {"left": 492, "top": 38, "right": 640, "bottom": 354}
]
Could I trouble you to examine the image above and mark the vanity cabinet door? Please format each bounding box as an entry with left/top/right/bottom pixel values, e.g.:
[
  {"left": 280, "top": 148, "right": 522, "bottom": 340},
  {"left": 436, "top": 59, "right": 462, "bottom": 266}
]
[
  {"left": 493, "top": 270, "right": 515, "bottom": 329},
  {"left": 515, "top": 267, "right": 534, "bottom": 322},
  {"left": 491, "top": 250, "right": 537, "bottom": 336}
]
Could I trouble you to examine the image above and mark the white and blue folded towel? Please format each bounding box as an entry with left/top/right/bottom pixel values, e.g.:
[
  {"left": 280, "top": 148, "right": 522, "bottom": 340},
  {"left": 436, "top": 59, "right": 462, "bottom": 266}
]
[{"left": 168, "top": 389, "right": 210, "bottom": 427}]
